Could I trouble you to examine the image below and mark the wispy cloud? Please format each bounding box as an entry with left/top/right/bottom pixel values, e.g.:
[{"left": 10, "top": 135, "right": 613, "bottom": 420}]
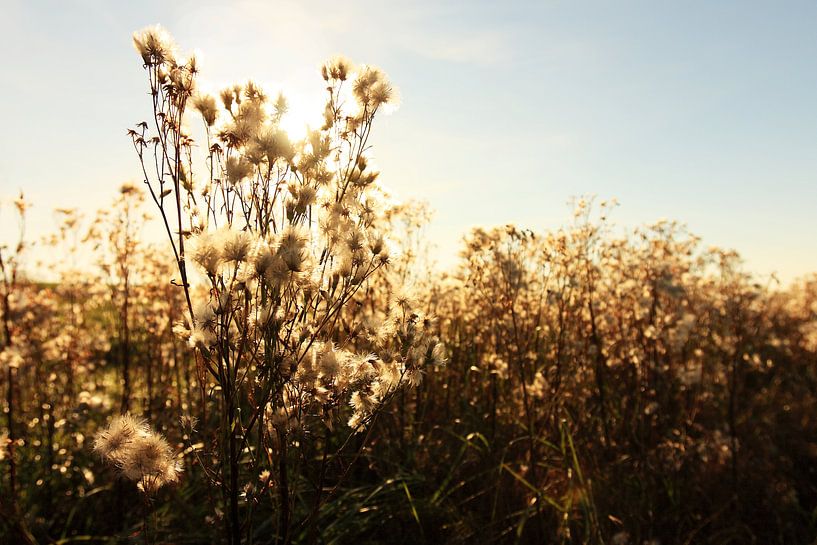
[
  {"left": 175, "top": 0, "right": 510, "bottom": 69},
  {"left": 394, "top": 27, "right": 508, "bottom": 64}
]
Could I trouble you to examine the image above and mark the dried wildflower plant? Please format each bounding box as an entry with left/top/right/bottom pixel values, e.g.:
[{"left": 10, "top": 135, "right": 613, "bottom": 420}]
[
  {"left": 94, "top": 414, "right": 181, "bottom": 495},
  {"left": 128, "top": 25, "right": 441, "bottom": 542},
  {"left": 0, "top": 192, "right": 29, "bottom": 530}
]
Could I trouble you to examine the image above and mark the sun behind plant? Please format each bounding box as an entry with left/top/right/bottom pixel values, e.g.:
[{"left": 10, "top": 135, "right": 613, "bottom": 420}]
[{"left": 126, "top": 25, "right": 443, "bottom": 544}]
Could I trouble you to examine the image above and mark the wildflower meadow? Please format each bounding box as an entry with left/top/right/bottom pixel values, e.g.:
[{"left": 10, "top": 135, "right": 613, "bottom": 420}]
[{"left": 1, "top": 19, "right": 816, "bottom": 545}]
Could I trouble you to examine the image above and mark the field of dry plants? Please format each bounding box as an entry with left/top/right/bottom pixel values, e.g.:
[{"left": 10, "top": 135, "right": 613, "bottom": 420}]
[{"left": 1, "top": 26, "right": 816, "bottom": 545}]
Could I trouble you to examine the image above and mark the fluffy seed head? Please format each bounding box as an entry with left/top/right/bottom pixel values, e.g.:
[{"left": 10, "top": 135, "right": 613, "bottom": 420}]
[{"left": 93, "top": 415, "right": 150, "bottom": 465}]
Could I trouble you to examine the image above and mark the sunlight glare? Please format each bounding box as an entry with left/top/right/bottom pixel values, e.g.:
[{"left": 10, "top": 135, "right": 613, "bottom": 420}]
[{"left": 277, "top": 88, "right": 323, "bottom": 141}]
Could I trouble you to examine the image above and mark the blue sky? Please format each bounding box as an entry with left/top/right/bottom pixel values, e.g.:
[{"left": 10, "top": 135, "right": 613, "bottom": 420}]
[{"left": 2, "top": 0, "right": 815, "bottom": 281}]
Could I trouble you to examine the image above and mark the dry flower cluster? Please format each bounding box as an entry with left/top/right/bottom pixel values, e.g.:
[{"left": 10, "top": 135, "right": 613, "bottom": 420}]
[{"left": 93, "top": 414, "right": 180, "bottom": 495}]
